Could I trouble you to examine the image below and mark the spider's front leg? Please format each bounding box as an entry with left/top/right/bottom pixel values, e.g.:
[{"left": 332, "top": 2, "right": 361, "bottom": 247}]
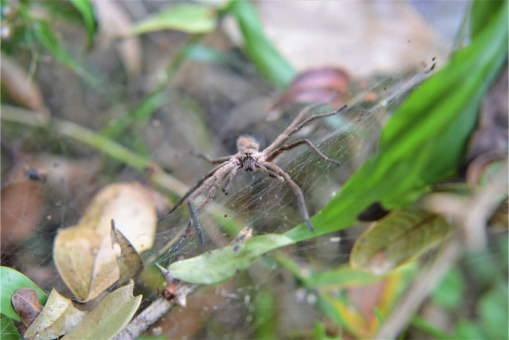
[
  {"left": 262, "top": 162, "right": 315, "bottom": 232},
  {"left": 174, "top": 163, "right": 237, "bottom": 251}
]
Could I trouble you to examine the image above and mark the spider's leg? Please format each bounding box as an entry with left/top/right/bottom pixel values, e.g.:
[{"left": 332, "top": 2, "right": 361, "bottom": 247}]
[
  {"left": 262, "top": 162, "right": 315, "bottom": 232},
  {"left": 265, "top": 139, "right": 341, "bottom": 165},
  {"left": 222, "top": 165, "right": 240, "bottom": 194},
  {"left": 195, "top": 164, "right": 236, "bottom": 214},
  {"left": 174, "top": 219, "right": 193, "bottom": 252},
  {"left": 188, "top": 200, "right": 204, "bottom": 244},
  {"left": 158, "top": 162, "right": 228, "bottom": 219},
  {"left": 176, "top": 164, "right": 236, "bottom": 250},
  {"left": 194, "top": 153, "right": 232, "bottom": 164},
  {"left": 257, "top": 163, "right": 284, "bottom": 181},
  {"left": 263, "top": 104, "right": 347, "bottom": 155}
]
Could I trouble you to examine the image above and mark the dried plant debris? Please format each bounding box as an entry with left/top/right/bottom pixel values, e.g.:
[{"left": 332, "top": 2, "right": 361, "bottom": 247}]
[
  {"left": 54, "top": 183, "right": 157, "bottom": 302},
  {"left": 24, "top": 289, "right": 87, "bottom": 339},
  {"left": 11, "top": 288, "right": 43, "bottom": 327}
]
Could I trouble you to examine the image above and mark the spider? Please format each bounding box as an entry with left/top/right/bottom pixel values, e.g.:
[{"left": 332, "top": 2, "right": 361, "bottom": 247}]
[{"left": 164, "top": 103, "right": 347, "bottom": 251}]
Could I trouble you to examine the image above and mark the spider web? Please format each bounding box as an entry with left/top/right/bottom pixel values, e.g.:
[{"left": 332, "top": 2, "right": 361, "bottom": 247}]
[{"left": 2, "top": 2, "right": 496, "bottom": 339}]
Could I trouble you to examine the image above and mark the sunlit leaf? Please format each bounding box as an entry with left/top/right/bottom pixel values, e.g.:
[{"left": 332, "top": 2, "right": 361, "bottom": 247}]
[
  {"left": 169, "top": 234, "right": 293, "bottom": 284},
  {"left": 24, "top": 289, "right": 87, "bottom": 339},
  {"left": 11, "top": 288, "right": 42, "bottom": 327},
  {"left": 126, "top": 4, "right": 217, "bottom": 37},
  {"left": 0, "top": 314, "right": 21, "bottom": 340},
  {"left": 54, "top": 183, "right": 157, "bottom": 301},
  {"left": 0, "top": 267, "right": 47, "bottom": 322},
  {"left": 350, "top": 208, "right": 452, "bottom": 274},
  {"left": 32, "top": 20, "right": 99, "bottom": 86},
  {"left": 62, "top": 284, "right": 142, "bottom": 340},
  {"left": 227, "top": 0, "right": 295, "bottom": 88},
  {"left": 70, "top": 0, "right": 97, "bottom": 45}
]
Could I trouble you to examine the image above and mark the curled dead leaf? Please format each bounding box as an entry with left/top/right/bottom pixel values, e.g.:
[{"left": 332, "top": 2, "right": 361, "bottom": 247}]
[
  {"left": 268, "top": 67, "right": 350, "bottom": 120},
  {"left": 24, "top": 289, "right": 87, "bottom": 339},
  {"left": 111, "top": 220, "right": 144, "bottom": 284},
  {"left": 54, "top": 183, "right": 157, "bottom": 302},
  {"left": 11, "top": 288, "right": 43, "bottom": 327}
]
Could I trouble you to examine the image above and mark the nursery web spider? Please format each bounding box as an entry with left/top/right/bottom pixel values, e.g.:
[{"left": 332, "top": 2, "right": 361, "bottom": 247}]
[{"left": 163, "top": 103, "right": 347, "bottom": 251}]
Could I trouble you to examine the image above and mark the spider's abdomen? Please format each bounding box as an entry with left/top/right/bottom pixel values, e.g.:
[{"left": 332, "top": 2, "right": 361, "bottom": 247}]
[{"left": 243, "top": 158, "right": 256, "bottom": 171}]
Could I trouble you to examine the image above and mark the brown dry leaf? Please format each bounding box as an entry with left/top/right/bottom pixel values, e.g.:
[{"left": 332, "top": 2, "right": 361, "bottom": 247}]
[
  {"left": 223, "top": 2, "right": 442, "bottom": 78},
  {"left": 111, "top": 220, "right": 144, "bottom": 284},
  {"left": 24, "top": 289, "right": 87, "bottom": 339},
  {"left": 54, "top": 183, "right": 157, "bottom": 302},
  {"left": 1, "top": 167, "right": 45, "bottom": 247},
  {"left": 268, "top": 68, "right": 350, "bottom": 120},
  {"left": 11, "top": 288, "right": 43, "bottom": 327},
  {"left": 94, "top": 1, "right": 142, "bottom": 78},
  {"left": 0, "top": 53, "right": 47, "bottom": 112}
]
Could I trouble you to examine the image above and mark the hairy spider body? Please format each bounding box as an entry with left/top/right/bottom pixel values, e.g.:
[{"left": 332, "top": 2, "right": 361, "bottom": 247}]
[{"left": 164, "top": 104, "right": 347, "bottom": 251}]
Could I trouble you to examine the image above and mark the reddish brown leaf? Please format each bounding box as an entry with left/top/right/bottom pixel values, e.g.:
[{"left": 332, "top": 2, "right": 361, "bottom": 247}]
[
  {"left": 12, "top": 288, "right": 43, "bottom": 327},
  {"left": 1, "top": 171, "right": 45, "bottom": 247},
  {"left": 268, "top": 67, "right": 350, "bottom": 120}
]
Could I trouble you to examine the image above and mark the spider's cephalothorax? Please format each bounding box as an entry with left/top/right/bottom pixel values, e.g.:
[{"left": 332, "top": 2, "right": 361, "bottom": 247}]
[
  {"left": 236, "top": 136, "right": 261, "bottom": 172},
  {"left": 162, "top": 103, "right": 347, "bottom": 251}
]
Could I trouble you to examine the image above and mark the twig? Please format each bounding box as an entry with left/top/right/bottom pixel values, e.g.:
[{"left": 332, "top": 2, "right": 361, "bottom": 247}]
[
  {"left": 374, "top": 237, "right": 462, "bottom": 339},
  {"left": 113, "top": 228, "right": 253, "bottom": 340}
]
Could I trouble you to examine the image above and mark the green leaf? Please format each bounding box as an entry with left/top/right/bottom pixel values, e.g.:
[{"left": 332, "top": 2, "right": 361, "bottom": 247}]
[
  {"left": 316, "top": 292, "right": 369, "bottom": 339},
  {"left": 431, "top": 268, "right": 464, "bottom": 310},
  {"left": 0, "top": 267, "right": 47, "bottom": 322},
  {"left": 350, "top": 208, "right": 452, "bottom": 274},
  {"left": 307, "top": 262, "right": 416, "bottom": 289},
  {"left": 478, "top": 284, "right": 509, "bottom": 340},
  {"left": 166, "top": 1, "right": 507, "bottom": 285},
  {"left": 62, "top": 284, "right": 142, "bottom": 340},
  {"left": 227, "top": 0, "right": 295, "bottom": 88},
  {"left": 411, "top": 316, "right": 452, "bottom": 339},
  {"left": 169, "top": 234, "right": 293, "bottom": 284},
  {"left": 470, "top": 0, "right": 505, "bottom": 38},
  {"left": 32, "top": 20, "right": 99, "bottom": 86},
  {"left": 254, "top": 289, "right": 275, "bottom": 340},
  {"left": 70, "top": 0, "right": 97, "bottom": 45},
  {"left": 1, "top": 314, "right": 22, "bottom": 340},
  {"left": 126, "top": 4, "right": 217, "bottom": 36},
  {"left": 312, "top": 322, "right": 339, "bottom": 340},
  {"left": 454, "top": 320, "right": 486, "bottom": 340}
]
